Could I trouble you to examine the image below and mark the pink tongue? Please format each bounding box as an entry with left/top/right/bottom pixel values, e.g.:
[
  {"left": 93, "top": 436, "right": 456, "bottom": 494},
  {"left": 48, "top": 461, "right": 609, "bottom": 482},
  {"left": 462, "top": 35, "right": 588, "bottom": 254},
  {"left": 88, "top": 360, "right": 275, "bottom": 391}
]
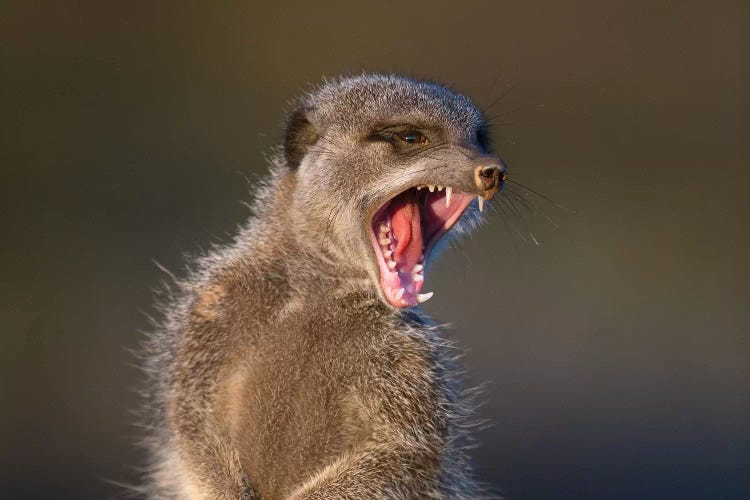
[{"left": 390, "top": 190, "right": 423, "bottom": 271}]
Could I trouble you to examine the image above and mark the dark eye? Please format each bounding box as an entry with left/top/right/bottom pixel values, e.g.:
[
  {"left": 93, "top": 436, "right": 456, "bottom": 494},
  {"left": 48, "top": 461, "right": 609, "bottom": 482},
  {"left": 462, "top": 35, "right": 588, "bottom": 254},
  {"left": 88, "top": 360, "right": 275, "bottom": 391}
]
[{"left": 397, "top": 131, "right": 429, "bottom": 146}]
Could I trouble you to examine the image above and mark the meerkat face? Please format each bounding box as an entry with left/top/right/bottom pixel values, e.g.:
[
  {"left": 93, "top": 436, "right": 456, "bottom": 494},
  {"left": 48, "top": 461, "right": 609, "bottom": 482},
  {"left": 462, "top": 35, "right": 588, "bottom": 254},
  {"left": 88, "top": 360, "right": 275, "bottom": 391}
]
[{"left": 284, "top": 75, "right": 506, "bottom": 308}]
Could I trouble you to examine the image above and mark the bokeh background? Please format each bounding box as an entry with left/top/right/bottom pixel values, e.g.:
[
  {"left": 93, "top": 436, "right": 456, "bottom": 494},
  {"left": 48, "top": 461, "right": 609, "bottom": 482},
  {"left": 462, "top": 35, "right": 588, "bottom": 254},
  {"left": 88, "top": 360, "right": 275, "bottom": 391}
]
[{"left": 2, "top": 1, "right": 748, "bottom": 499}]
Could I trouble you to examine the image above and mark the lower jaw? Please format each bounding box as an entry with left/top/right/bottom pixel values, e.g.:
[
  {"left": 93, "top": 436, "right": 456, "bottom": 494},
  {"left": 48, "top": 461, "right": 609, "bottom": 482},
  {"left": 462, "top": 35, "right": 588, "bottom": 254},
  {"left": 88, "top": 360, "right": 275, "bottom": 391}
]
[{"left": 369, "top": 234, "right": 427, "bottom": 307}]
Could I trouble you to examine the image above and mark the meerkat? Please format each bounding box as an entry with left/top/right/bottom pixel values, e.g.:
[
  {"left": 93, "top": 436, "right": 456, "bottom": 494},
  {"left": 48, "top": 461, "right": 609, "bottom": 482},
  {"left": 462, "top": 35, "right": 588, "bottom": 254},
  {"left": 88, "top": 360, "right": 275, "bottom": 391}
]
[{"left": 141, "top": 74, "right": 507, "bottom": 499}]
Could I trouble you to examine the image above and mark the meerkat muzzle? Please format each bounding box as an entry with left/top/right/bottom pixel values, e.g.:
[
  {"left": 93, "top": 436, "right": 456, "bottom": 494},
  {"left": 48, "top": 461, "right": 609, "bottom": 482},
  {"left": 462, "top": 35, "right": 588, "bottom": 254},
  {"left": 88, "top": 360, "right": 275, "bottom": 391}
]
[
  {"left": 370, "top": 184, "right": 479, "bottom": 308},
  {"left": 369, "top": 159, "right": 507, "bottom": 307}
]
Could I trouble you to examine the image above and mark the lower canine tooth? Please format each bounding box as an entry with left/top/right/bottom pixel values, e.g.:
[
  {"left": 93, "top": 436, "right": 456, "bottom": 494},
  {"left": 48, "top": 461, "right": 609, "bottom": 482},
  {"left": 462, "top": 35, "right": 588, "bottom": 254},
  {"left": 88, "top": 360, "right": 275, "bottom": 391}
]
[
  {"left": 445, "top": 187, "right": 452, "bottom": 208},
  {"left": 477, "top": 195, "right": 484, "bottom": 212},
  {"left": 394, "top": 288, "right": 405, "bottom": 300},
  {"left": 417, "top": 292, "right": 434, "bottom": 303}
]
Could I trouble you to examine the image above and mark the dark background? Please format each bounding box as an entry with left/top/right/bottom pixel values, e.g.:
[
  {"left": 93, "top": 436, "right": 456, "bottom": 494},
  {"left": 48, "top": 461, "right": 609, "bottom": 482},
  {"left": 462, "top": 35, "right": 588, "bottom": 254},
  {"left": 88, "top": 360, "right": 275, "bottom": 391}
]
[{"left": 1, "top": 2, "right": 748, "bottom": 499}]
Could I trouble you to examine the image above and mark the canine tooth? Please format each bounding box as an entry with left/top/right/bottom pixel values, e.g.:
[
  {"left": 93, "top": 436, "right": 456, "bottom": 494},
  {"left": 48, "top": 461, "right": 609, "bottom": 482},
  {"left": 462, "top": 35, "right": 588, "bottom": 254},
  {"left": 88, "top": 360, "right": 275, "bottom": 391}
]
[
  {"left": 417, "top": 292, "right": 434, "bottom": 303},
  {"left": 388, "top": 261, "right": 397, "bottom": 270},
  {"left": 413, "top": 274, "right": 424, "bottom": 282},
  {"left": 445, "top": 187, "right": 452, "bottom": 208},
  {"left": 428, "top": 184, "right": 435, "bottom": 192},
  {"left": 394, "top": 288, "right": 405, "bottom": 300},
  {"left": 477, "top": 195, "right": 484, "bottom": 212},
  {"left": 413, "top": 264, "right": 424, "bottom": 273}
]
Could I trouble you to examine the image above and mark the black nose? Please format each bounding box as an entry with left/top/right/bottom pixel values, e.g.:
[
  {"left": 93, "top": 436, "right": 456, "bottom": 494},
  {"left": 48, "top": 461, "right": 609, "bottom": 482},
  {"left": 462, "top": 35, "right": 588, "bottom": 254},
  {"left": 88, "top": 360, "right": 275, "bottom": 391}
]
[{"left": 474, "top": 164, "right": 506, "bottom": 200}]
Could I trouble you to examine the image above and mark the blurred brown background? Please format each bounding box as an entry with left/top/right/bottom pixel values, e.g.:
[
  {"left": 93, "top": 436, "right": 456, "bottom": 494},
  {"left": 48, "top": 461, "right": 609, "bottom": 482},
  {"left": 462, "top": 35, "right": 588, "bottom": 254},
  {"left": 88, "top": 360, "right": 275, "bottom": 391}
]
[{"left": 1, "top": 1, "right": 748, "bottom": 499}]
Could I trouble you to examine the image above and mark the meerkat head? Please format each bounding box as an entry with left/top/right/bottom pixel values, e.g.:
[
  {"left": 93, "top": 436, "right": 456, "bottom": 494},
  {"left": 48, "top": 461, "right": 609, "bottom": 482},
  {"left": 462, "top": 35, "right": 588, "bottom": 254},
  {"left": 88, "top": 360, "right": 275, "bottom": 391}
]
[{"left": 282, "top": 74, "right": 506, "bottom": 308}]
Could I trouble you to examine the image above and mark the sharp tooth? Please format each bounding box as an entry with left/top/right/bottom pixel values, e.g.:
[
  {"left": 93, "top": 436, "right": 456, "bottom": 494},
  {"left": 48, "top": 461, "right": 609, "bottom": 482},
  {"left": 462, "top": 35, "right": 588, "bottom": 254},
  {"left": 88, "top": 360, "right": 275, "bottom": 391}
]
[
  {"left": 428, "top": 185, "right": 435, "bottom": 192},
  {"left": 379, "top": 237, "right": 391, "bottom": 245},
  {"left": 417, "top": 292, "right": 434, "bottom": 303},
  {"left": 383, "top": 250, "right": 392, "bottom": 258},
  {"left": 394, "top": 288, "right": 405, "bottom": 300},
  {"left": 388, "top": 261, "right": 397, "bottom": 270},
  {"left": 413, "top": 274, "right": 424, "bottom": 282},
  {"left": 380, "top": 224, "right": 389, "bottom": 234},
  {"left": 413, "top": 264, "right": 424, "bottom": 273},
  {"left": 477, "top": 195, "right": 484, "bottom": 212},
  {"left": 437, "top": 185, "right": 443, "bottom": 191},
  {"left": 416, "top": 185, "right": 423, "bottom": 190},
  {"left": 445, "top": 187, "right": 452, "bottom": 208}
]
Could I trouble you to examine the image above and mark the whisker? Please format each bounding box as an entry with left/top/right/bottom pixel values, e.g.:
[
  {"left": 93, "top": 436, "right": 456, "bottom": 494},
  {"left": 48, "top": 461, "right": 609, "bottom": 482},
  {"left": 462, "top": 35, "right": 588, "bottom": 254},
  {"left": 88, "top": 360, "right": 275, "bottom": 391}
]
[
  {"left": 488, "top": 103, "right": 545, "bottom": 120},
  {"left": 494, "top": 198, "right": 528, "bottom": 253},
  {"left": 501, "top": 195, "right": 534, "bottom": 233},
  {"left": 483, "top": 82, "right": 517, "bottom": 115},
  {"left": 484, "top": 121, "right": 522, "bottom": 128},
  {"left": 506, "top": 203, "right": 536, "bottom": 245},
  {"left": 506, "top": 179, "right": 577, "bottom": 214},
  {"left": 503, "top": 188, "right": 537, "bottom": 215},
  {"left": 505, "top": 187, "right": 561, "bottom": 229}
]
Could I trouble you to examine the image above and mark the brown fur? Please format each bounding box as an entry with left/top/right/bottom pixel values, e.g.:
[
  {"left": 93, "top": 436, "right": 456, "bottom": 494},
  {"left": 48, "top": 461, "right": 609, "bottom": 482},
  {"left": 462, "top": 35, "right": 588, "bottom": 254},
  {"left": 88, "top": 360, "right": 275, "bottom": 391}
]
[{"left": 140, "top": 74, "right": 504, "bottom": 499}]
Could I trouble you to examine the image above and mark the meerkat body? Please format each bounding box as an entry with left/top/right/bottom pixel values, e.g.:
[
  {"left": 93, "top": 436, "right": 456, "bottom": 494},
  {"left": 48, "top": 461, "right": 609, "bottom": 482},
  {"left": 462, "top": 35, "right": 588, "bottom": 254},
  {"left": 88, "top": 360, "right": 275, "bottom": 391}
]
[{"left": 142, "top": 74, "right": 506, "bottom": 499}]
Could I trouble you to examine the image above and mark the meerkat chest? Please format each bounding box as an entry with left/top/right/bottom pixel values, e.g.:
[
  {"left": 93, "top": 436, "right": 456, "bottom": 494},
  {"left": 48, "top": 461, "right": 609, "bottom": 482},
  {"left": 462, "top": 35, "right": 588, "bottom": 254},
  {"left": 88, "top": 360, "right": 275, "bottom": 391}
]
[
  {"left": 211, "top": 307, "right": 381, "bottom": 487},
  {"left": 216, "top": 302, "right": 441, "bottom": 497}
]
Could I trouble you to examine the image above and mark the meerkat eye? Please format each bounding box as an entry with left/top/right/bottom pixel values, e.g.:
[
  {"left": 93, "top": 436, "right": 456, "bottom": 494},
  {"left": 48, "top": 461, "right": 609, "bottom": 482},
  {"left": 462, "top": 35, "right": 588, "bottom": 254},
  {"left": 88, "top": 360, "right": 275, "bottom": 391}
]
[{"left": 397, "top": 131, "right": 429, "bottom": 146}]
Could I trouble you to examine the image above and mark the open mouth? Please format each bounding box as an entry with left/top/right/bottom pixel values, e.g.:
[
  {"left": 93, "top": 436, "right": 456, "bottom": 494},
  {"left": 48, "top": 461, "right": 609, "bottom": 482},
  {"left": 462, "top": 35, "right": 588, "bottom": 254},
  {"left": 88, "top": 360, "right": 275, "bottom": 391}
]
[{"left": 369, "top": 185, "right": 480, "bottom": 308}]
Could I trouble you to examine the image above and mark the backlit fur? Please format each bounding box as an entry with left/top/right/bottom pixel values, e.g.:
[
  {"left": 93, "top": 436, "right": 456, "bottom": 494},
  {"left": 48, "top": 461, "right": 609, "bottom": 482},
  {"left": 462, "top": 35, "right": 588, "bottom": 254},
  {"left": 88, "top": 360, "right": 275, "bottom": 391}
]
[{"left": 139, "top": 74, "right": 501, "bottom": 499}]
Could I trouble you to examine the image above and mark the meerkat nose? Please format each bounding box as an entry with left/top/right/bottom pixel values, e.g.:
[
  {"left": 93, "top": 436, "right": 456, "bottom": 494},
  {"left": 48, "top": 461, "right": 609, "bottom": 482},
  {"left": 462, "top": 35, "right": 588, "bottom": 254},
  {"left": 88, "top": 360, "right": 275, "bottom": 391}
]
[{"left": 473, "top": 164, "right": 505, "bottom": 200}]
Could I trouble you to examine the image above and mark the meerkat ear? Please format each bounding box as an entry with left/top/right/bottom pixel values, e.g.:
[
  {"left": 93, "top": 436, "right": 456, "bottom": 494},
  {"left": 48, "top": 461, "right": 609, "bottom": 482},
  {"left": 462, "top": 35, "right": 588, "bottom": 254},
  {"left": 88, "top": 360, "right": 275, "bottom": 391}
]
[{"left": 283, "top": 106, "right": 319, "bottom": 170}]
